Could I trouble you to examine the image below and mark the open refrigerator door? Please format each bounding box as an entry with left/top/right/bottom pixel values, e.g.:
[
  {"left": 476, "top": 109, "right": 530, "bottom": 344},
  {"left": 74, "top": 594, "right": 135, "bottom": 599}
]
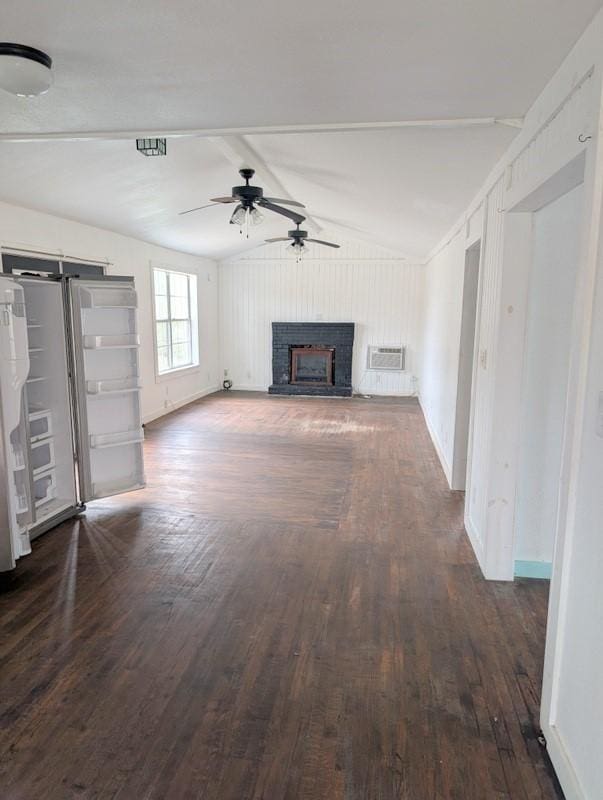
[
  {"left": 0, "top": 280, "right": 32, "bottom": 570},
  {"left": 68, "top": 277, "right": 145, "bottom": 502}
]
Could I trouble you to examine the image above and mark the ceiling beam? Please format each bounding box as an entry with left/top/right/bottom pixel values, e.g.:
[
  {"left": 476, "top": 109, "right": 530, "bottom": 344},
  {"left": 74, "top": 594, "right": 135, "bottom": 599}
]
[
  {"left": 208, "top": 135, "right": 323, "bottom": 235},
  {"left": 0, "top": 116, "right": 523, "bottom": 142}
]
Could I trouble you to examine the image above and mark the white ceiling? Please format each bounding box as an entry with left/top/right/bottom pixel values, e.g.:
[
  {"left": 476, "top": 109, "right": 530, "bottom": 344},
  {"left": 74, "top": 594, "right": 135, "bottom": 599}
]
[
  {"left": 0, "top": 1, "right": 600, "bottom": 260},
  {"left": 1, "top": 0, "right": 601, "bottom": 135},
  {"left": 0, "top": 128, "right": 516, "bottom": 259}
]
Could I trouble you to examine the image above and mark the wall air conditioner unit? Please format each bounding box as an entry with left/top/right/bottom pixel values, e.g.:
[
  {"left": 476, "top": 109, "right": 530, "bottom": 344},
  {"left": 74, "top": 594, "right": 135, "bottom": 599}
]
[{"left": 367, "top": 345, "right": 405, "bottom": 371}]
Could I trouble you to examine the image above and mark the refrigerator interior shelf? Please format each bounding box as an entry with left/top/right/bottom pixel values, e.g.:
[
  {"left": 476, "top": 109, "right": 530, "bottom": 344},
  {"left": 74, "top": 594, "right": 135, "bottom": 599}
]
[
  {"left": 83, "top": 334, "right": 140, "bottom": 349},
  {"left": 26, "top": 376, "right": 47, "bottom": 384},
  {"left": 28, "top": 347, "right": 45, "bottom": 353},
  {"left": 27, "top": 323, "right": 42, "bottom": 329},
  {"left": 89, "top": 430, "right": 144, "bottom": 449},
  {"left": 86, "top": 377, "right": 141, "bottom": 395}
]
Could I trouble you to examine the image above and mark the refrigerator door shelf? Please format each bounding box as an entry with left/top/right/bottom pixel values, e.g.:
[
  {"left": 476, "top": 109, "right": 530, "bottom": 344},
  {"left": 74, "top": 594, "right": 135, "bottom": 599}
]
[
  {"left": 92, "top": 475, "right": 145, "bottom": 500},
  {"left": 79, "top": 287, "right": 137, "bottom": 309},
  {"left": 10, "top": 443, "right": 26, "bottom": 471},
  {"left": 29, "top": 409, "right": 53, "bottom": 443},
  {"left": 33, "top": 469, "right": 57, "bottom": 508},
  {"left": 89, "top": 430, "right": 144, "bottom": 449},
  {"left": 83, "top": 334, "right": 140, "bottom": 349},
  {"left": 86, "top": 377, "right": 141, "bottom": 395},
  {"left": 31, "top": 439, "right": 55, "bottom": 476}
]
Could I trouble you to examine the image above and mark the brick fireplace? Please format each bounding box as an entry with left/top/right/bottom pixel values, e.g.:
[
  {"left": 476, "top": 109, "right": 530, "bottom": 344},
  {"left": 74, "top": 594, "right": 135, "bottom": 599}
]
[{"left": 269, "top": 322, "right": 355, "bottom": 396}]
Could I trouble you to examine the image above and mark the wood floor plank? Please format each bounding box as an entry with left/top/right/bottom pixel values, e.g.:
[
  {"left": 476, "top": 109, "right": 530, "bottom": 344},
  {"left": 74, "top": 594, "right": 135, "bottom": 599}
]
[{"left": 0, "top": 392, "right": 563, "bottom": 799}]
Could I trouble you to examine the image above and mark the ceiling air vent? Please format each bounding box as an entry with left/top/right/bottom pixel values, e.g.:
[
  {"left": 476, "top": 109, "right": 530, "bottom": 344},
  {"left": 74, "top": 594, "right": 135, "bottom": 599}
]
[{"left": 367, "top": 346, "right": 405, "bottom": 371}]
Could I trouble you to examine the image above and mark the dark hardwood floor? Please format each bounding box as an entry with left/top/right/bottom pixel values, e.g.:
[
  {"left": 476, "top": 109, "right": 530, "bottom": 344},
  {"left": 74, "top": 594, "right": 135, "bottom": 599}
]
[{"left": 0, "top": 392, "right": 562, "bottom": 799}]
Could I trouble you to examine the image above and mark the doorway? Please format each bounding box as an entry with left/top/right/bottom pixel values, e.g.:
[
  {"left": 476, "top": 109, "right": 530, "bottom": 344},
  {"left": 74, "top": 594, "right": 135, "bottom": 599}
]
[
  {"left": 451, "top": 241, "right": 480, "bottom": 490},
  {"left": 513, "top": 184, "right": 584, "bottom": 577}
]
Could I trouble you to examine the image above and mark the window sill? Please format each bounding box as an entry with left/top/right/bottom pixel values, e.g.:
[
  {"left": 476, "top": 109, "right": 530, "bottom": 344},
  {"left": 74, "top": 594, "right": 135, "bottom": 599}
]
[{"left": 155, "top": 364, "right": 200, "bottom": 384}]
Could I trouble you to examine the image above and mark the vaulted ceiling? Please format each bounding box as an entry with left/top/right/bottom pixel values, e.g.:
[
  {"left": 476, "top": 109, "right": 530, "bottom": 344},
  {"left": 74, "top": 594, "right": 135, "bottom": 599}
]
[{"left": 0, "top": 0, "right": 601, "bottom": 259}]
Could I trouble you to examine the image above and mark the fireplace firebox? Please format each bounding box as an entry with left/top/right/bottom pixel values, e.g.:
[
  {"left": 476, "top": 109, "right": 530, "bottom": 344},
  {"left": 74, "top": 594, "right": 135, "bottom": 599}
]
[
  {"left": 269, "top": 322, "right": 354, "bottom": 397},
  {"left": 290, "top": 346, "right": 334, "bottom": 385}
]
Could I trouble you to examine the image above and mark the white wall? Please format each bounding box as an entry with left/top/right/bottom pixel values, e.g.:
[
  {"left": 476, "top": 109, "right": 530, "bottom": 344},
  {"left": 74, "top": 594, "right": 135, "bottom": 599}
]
[
  {"left": 514, "top": 185, "right": 583, "bottom": 565},
  {"left": 0, "top": 201, "right": 220, "bottom": 422},
  {"left": 219, "top": 240, "right": 423, "bottom": 396},
  {"left": 419, "top": 229, "right": 467, "bottom": 481}
]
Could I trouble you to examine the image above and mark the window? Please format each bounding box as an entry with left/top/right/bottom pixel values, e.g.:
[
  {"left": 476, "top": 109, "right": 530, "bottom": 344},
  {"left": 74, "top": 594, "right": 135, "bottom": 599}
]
[{"left": 153, "top": 268, "right": 199, "bottom": 375}]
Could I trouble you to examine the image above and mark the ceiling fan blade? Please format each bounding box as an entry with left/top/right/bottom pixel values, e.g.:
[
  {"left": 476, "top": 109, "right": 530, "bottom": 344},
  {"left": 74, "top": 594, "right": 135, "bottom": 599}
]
[
  {"left": 263, "top": 197, "right": 305, "bottom": 208},
  {"left": 306, "top": 239, "right": 341, "bottom": 248},
  {"left": 264, "top": 237, "right": 291, "bottom": 243},
  {"left": 209, "top": 196, "right": 236, "bottom": 203},
  {"left": 258, "top": 199, "right": 306, "bottom": 225},
  {"left": 178, "top": 203, "right": 220, "bottom": 216}
]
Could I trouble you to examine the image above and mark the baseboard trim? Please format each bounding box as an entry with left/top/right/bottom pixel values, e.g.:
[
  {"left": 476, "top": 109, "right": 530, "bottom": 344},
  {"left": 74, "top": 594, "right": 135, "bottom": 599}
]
[
  {"left": 143, "top": 385, "right": 221, "bottom": 424},
  {"left": 224, "top": 384, "right": 267, "bottom": 393},
  {"left": 514, "top": 560, "right": 553, "bottom": 579},
  {"left": 542, "top": 723, "right": 586, "bottom": 800},
  {"left": 464, "top": 511, "right": 488, "bottom": 575},
  {"left": 418, "top": 396, "right": 453, "bottom": 486}
]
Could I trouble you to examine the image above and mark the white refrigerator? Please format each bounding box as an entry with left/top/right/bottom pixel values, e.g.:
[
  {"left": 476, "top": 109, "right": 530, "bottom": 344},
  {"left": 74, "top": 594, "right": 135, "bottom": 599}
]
[{"left": 0, "top": 273, "right": 145, "bottom": 572}]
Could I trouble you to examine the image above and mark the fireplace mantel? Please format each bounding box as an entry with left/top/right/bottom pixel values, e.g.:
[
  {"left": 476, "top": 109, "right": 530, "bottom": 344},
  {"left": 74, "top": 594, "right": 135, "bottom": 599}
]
[{"left": 268, "top": 322, "right": 355, "bottom": 397}]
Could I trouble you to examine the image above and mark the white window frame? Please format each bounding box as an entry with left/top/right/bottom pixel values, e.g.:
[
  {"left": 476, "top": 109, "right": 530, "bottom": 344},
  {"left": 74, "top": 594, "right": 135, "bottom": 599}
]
[{"left": 151, "top": 267, "right": 199, "bottom": 381}]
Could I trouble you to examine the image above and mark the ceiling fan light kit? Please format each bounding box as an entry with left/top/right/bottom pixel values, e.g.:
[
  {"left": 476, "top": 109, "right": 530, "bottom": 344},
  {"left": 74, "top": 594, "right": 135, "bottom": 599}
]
[
  {"left": 179, "top": 167, "right": 307, "bottom": 237},
  {"left": 0, "top": 43, "right": 53, "bottom": 97},
  {"left": 266, "top": 223, "right": 340, "bottom": 261}
]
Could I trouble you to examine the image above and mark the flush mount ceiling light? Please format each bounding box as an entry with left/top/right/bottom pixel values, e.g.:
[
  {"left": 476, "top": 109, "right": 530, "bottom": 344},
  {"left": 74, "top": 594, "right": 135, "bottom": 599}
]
[{"left": 0, "top": 43, "right": 53, "bottom": 97}]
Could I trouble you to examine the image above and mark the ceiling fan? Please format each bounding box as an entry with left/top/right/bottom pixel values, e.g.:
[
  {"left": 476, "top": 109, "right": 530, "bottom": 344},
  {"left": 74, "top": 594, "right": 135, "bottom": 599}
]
[
  {"left": 266, "top": 223, "right": 340, "bottom": 261},
  {"left": 179, "top": 168, "right": 306, "bottom": 236}
]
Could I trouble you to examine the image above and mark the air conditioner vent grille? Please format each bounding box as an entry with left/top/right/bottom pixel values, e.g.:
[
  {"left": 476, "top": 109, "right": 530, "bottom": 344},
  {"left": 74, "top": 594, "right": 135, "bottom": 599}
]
[{"left": 367, "top": 346, "right": 405, "bottom": 371}]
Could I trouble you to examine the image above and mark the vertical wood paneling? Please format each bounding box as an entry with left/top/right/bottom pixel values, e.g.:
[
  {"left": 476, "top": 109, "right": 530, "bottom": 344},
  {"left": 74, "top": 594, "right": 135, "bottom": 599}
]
[{"left": 219, "top": 242, "right": 423, "bottom": 395}]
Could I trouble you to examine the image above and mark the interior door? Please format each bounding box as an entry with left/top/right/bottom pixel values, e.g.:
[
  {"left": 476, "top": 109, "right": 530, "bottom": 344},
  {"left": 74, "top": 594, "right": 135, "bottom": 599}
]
[{"left": 68, "top": 277, "right": 145, "bottom": 502}]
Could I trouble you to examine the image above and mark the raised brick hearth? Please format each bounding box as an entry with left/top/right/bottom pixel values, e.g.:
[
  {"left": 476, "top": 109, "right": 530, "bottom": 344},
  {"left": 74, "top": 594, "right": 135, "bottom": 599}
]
[{"left": 268, "top": 322, "right": 355, "bottom": 397}]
